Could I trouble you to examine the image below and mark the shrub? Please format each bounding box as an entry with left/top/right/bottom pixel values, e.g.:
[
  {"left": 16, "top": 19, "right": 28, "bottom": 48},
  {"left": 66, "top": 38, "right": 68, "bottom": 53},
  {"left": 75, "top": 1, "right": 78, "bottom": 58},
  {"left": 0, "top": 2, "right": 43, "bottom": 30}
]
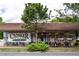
[
  {"left": 27, "top": 42, "right": 49, "bottom": 51},
  {"left": 75, "top": 42, "right": 78, "bottom": 46},
  {"left": 0, "top": 32, "right": 3, "bottom": 39},
  {"left": 74, "top": 40, "right": 79, "bottom": 46}
]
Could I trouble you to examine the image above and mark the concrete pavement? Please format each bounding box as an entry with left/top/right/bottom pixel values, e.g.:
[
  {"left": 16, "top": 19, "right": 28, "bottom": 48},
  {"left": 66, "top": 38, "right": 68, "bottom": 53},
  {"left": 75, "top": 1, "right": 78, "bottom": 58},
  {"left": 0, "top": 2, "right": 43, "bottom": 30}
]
[{"left": 0, "top": 52, "right": 79, "bottom": 56}]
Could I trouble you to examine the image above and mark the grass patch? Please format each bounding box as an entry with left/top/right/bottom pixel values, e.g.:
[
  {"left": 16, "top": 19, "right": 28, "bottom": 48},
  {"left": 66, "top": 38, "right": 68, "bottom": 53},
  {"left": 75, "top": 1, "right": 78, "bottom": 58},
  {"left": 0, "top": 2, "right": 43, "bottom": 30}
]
[
  {"left": 0, "top": 47, "right": 79, "bottom": 52},
  {"left": 0, "top": 47, "right": 27, "bottom": 52},
  {"left": 48, "top": 47, "right": 79, "bottom": 52}
]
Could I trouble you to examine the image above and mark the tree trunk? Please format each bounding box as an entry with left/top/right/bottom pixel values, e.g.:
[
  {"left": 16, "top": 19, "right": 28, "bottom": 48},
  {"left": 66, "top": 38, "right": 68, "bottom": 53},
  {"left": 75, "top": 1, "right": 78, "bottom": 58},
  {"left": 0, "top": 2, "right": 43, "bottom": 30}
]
[
  {"left": 35, "top": 20, "right": 38, "bottom": 42},
  {"left": 35, "top": 31, "right": 38, "bottom": 42}
]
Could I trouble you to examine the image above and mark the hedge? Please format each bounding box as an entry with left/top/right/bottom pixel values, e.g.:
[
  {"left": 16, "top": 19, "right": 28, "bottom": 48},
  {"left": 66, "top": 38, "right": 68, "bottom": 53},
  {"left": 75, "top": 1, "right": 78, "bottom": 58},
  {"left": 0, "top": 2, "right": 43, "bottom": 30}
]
[{"left": 0, "top": 32, "right": 3, "bottom": 39}]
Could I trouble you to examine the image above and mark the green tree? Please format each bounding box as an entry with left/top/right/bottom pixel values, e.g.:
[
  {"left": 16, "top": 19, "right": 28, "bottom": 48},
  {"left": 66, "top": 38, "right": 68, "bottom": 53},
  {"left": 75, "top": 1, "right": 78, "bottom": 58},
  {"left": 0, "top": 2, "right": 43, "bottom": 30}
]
[
  {"left": 51, "top": 3, "right": 79, "bottom": 23},
  {"left": 21, "top": 3, "right": 49, "bottom": 42},
  {"left": 63, "top": 3, "right": 79, "bottom": 38},
  {"left": 0, "top": 17, "right": 3, "bottom": 39},
  {"left": 51, "top": 16, "right": 76, "bottom": 23},
  {"left": 63, "top": 3, "right": 79, "bottom": 22},
  {"left": 0, "top": 17, "right": 2, "bottom": 23}
]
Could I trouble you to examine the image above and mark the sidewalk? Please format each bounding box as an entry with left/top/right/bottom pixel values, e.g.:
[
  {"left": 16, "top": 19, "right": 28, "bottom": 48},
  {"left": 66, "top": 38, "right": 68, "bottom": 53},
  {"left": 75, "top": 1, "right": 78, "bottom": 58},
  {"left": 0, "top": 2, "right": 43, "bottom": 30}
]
[{"left": 0, "top": 52, "right": 79, "bottom": 56}]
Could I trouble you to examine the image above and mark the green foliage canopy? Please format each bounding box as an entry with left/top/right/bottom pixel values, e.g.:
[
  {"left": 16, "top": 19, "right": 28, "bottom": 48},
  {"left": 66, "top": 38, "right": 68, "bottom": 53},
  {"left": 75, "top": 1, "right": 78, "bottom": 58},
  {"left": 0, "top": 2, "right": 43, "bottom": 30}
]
[
  {"left": 63, "top": 3, "right": 79, "bottom": 22},
  {"left": 0, "top": 17, "right": 3, "bottom": 39},
  {"left": 21, "top": 3, "right": 49, "bottom": 31},
  {"left": 51, "top": 16, "right": 78, "bottom": 23},
  {"left": 0, "top": 17, "right": 2, "bottom": 23}
]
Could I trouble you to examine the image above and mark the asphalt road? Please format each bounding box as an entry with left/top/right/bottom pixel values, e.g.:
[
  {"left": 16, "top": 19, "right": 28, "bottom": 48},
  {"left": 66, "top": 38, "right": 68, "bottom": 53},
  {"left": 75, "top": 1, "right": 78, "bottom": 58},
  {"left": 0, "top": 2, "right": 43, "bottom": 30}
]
[{"left": 0, "top": 52, "right": 79, "bottom": 56}]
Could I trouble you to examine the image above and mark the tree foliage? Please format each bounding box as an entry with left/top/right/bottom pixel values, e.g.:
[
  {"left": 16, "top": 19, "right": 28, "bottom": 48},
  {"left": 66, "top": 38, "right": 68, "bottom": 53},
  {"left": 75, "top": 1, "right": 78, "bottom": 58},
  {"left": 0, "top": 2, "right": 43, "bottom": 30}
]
[
  {"left": 64, "top": 3, "right": 79, "bottom": 13},
  {"left": 51, "top": 16, "right": 77, "bottom": 23},
  {"left": 22, "top": 3, "right": 48, "bottom": 22},
  {"left": 0, "top": 17, "right": 2, "bottom": 23},
  {"left": 51, "top": 3, "right": 79, "bottom": 23},
  {"left": 63, "top": 3, "right": 79, "bottom": 22},
  {"left": 21, "top": 3, "right": 49, "bottom": 31},
  {"left": 0, "top": 17, "right": 3, "bottom": 39},
  {"left": 0, "top": 32, "right": 3, "bottom": 39}
]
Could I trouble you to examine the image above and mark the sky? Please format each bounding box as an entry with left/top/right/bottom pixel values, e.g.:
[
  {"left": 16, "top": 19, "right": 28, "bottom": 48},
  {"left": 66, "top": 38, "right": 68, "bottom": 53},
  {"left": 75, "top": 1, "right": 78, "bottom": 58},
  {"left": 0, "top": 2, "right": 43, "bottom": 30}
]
[{"left": 0, "top": 0, "right": 78, "bottom": 23}]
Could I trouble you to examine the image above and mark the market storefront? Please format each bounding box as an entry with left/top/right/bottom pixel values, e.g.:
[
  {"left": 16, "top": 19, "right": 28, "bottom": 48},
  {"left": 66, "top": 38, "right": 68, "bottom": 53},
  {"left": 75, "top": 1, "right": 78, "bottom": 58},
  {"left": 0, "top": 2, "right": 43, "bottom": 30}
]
[
  {"left": 0, "top": 23, "right": 79, "bottom": 46},
  {"left": 2, "top": 31, "right": 78, "bottom": 46},
  {"left": 33, "top": 31, "right": 77, "bottom": 47}
]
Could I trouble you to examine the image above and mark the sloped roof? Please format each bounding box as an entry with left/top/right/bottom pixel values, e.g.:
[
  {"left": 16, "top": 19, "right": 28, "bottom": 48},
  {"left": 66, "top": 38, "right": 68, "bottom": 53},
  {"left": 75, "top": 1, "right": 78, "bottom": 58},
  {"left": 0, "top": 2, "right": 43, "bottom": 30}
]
[
  {"left": 0, "top": 23, "right": 25, "bottom": 31},
  {"left": 0, "top": 23, "right": 79, "bottom": 31},
  {"left": 42, "top": 23, "right": 79, "bottom": 31}
]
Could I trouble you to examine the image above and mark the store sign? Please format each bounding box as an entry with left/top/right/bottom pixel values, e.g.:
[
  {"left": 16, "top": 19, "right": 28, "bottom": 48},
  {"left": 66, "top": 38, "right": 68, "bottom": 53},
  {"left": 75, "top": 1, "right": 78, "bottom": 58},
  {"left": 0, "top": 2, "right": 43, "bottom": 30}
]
[{"left": 9, "top": 33, "right": 28, "bottom": 39}]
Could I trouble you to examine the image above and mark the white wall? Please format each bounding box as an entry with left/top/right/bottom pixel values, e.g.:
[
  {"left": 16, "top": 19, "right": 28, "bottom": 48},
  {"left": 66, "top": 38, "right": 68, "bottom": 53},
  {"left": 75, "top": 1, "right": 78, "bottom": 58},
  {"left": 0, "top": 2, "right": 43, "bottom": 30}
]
[{"left": 3, "top": 32, "right": 8, "bottom": 42}]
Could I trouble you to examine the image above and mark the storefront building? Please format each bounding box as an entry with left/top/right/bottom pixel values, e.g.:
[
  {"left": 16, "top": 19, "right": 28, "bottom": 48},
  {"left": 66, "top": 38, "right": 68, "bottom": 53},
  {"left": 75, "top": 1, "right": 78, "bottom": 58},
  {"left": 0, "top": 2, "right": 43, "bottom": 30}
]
[{"left": 0, "top": 23, "right": 79, "bottom": 46}]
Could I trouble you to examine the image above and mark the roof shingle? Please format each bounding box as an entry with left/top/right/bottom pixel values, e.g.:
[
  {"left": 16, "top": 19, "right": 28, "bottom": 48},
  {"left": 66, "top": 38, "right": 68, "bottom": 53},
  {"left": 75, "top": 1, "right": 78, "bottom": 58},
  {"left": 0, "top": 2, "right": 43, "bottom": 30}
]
[{"left": 0, "top": 23, "right": 79, "bottom": 31}]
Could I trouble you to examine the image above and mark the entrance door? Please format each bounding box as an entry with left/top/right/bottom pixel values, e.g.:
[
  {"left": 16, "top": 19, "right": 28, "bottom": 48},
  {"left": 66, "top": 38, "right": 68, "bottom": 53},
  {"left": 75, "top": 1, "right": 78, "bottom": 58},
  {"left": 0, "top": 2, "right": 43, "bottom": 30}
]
[
  {"left": 38, "top": 33, "right": 48, "bottom": 42},
  {"left": 40, "top": 36, "right": 48, "bottom": 42},
  {"left": 40, "top": 37, "right": 44, "bottom": 41}
]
